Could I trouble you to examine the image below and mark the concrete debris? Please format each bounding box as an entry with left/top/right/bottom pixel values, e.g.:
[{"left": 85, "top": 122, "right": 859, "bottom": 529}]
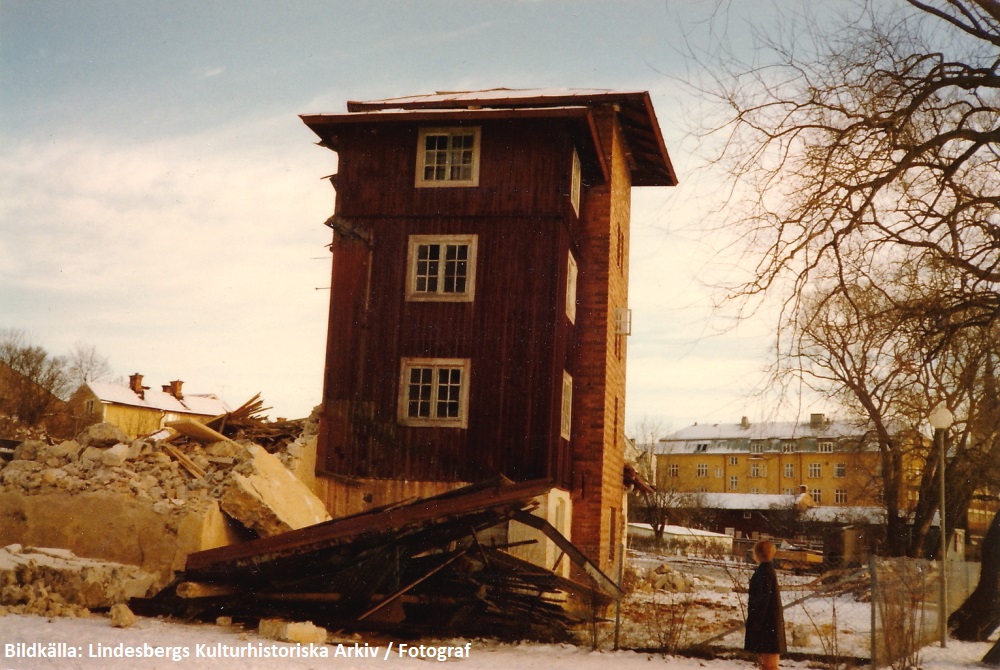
[
  {"left": 258, "top": 618, "right": 328, "bottom": 645},
  {"left": 0, "top": 544, "right": 156, "bottom": 617},
  {"left": 219, "top": 444, "right": 331, "bottom": 537},
  {"left": 0, "top": 406, "right": 325, "bottom": 601},
  {"left": 110, "top": 603, "right": 137, "bottom": 628}
]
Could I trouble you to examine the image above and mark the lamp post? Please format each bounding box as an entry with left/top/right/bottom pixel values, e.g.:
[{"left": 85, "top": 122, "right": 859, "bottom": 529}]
[{"left": 929, "top": 402, "right": 953, "bottom": 648}]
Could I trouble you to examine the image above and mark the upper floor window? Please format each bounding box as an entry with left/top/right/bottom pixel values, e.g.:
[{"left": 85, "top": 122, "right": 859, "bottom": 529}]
[
  {"left": 416, "top": 127, "right": 480, "bottom": 187},
  {"left": 784, "top": 463, "right": 795, "bottom": 479},
  {"left": 667, "top": 463, "right": 679, "bottom": 478},
  {"left": 782, "top": 440, "right": 796, "bottom": 453},
  {"left": 729, "top": 456, "right": 739, "bottom": 466},
  {"left": 818, "top": 441, "right": 834, "bottom": 453},
  {"left": 750, "top": 441, "right": 765, "bottom": 454},
  {"left": 398, "top": 358, "right": 470, "bottom": 428},
  {"left": 570, "top": 148, "right": 581, "bottom": 215},
  {"left": 406, "top": 235, "right": 477, "bottom": 302},
  {"left": 808, "top": 463, "right": 822, "bottom": 478},
  {"left": 566, "top": 252, "right": 578, "bottom": 323},
  {"left": 834, "top": 463, "right": 847, "bottom": 478},
  {"left": 696, "top": 463, "right": 708, "bottom": 478},
  {"left": 695, "top": 443, "right": 709, "bottom": 453}
]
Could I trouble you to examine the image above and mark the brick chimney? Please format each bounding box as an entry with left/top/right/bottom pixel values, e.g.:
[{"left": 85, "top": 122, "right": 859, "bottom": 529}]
[
  {"left": 165, "top": 380, "right": 184, "bottom": 400},
  {"left": 128, "top": 373, "right": 146, "bottom": 399},
  {"left": 810, "top": 413, "right": 826, "bottom": 429}
]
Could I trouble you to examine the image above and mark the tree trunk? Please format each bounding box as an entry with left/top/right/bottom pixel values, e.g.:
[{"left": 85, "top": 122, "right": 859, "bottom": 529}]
[{"left": 951, "top": 510, "right": 1000, "bottom": 641}]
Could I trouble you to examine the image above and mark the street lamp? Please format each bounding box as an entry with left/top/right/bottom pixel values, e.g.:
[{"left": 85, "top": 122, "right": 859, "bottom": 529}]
[{"left": 929, "top": 402, "right": 953, "bottom": 648}]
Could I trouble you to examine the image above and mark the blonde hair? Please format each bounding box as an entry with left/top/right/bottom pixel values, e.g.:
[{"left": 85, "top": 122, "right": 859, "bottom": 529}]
[{"left": 753, "top": 539, "right": 777, "bottom": 563}]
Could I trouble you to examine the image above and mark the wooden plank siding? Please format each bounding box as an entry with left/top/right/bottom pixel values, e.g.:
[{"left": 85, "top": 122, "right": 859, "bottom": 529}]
[{"left": 318, "top": 117, "right": 589, "bottom": 489}]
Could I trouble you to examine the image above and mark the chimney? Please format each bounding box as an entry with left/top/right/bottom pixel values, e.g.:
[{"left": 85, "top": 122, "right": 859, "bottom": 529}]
[
  {"left": 810, "top": 413, "right": 826, "bottom": 429},
  {"left": 128, "top": 373, "right": 146, "bottom": 399},
  {"left": 740, "top": 416, "right": 750, "bottom": 429},
  {"left": 167, "top": 380, "right": 184, "bottom": 400}
]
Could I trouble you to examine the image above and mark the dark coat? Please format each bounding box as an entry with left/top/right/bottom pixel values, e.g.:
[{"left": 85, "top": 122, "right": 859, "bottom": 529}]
[{"left": 744, "top": 561, "right": 787, "bottom": 654}]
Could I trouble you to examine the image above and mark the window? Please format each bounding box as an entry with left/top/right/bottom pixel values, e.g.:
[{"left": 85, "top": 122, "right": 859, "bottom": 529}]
[
  {"left": 729, "top": 476, "right": 739, "bottom": 491},
  {"left": 783, "top": 488, "right": 795, "bottom": 495},
  {"left": 560, "top": 371, "right": 573, "bottom": 440},
  {"left": 714, "top": 467, "right": 722, "bottom": 478},
  {"left": 406, "top": 235, "right": 477, "bottom": 302},
  {"left": 818, "top": 441, "right": 834, "bottom": 453},
  {"left": 729, "top": 456, "right": 739, "bottom": 466},
  {"left": 751, "top": 462, "right": 765, "bottom": 478},
  {"left": 751, "top": 487, "right": 760, "bottom": 494},
  {"left": 810, "top": 489, "right": 822, "bottom": 504},
  {"left": 808, "top": 463, "right": 822, "bottom": 479},
  {"left": 570, "top": 149, "right": 581, "bottom": 215},
  {"left": 667, "top": 464, "right": 679, "bottom": 478},
  {"left": 695, "top": 443, "right": 709, "bottom": 453},
  {"left": 566, "top": 252, "right": 578, "bottom": 322},
  {"left": 398, "top": 358, "right": 470, "bottom": 427},
  {"left": 696, "top": 463, "right": 708, "bottom": 478},
  {"left": 835, "top": 489, "right": 848, "bottom": 504},
  {"left": 834, "top": 463, "right": 847, "bottom": 478},
  {"left": 750, "top": 441, "right": 764, "bottom": 454},
  {"left": 784, "top": 463, "right": 795, "bottom": 479},
  {"left": 415, "top": 127, "right": 480, "bottom": 187},
  {"left": 782, "top": 440, "right": 796, "bottom": 453}
]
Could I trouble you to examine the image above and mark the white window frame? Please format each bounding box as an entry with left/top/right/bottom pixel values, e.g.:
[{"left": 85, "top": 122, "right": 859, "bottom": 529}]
[
  {"left": 750, "top": 441, "right": 764, "bottom": 454},
  {"left": 751, "top": 462, "right": 765, "bottom": 478},
  {"left": 835, "top": 489, "right": 848, "bottom": 504},
  {"left": 729, "top": 475, "right": 739, "bottom": 491},
  {"left": 784, "top": 463, "right": 795, "bottom": 479},
  {"left": 696, "top": 463, "right": 708, "bottom": 478},
  {"left": 560, "top": 371, "right": 573, "bottom": 440},
  {"left": 570, "top": 148, "right": 581, "bottom": 215},
  {"left": 398, "top": 358, "right": 471, "bottom": 428},
  {"left": 667, "top": 463, "right": 679, "bottom": 478},
  {"left": 834, "top": 463, "right": 847, "bottom": 478},
  {"left": 415, "top": 127, "right": 481, "bottom": 187},
  {"left": 810, "top": 488, "right": 822, "bottom": 504},
  {"left": 818, "top": 441, "right": 834, "bottom": 453},
  {"left": 808, "top": 463, "right": 822, "bottom": 479},
  {"left": 406, "top": 235, "right": 477, "bottom": 302},
  {"left": 566, "top": 252, "right": 578, "bottom": 323},
  {"left": 729, "top": 456, "right": 739, "bottom": 466}
]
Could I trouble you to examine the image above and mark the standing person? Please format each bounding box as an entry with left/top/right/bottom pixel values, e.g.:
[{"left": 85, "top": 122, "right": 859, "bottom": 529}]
[{"left": 744, "top": 539, "right": 786, "bottom": 670}]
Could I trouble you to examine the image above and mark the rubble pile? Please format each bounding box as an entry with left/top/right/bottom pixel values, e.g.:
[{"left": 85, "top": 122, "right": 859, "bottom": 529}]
[
  {"left": 0, "top": 405, "right": 328, "bottom": 596},
  {"left": 0, "top": 544, "right": 155, "bottom": 617}
]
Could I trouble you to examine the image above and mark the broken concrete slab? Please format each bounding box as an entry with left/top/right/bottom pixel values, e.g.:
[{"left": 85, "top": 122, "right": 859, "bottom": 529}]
[
  {"left": 0, "top": 491, "right": 244, "bottom": 588},
  {"left": 219, "top": 443, "right": 331, "bottom": 536},
  {"left": 258, "top": 618, "right": 328, "bottom": 644},
  {"left": 0, "top": 544, "right": 156, "bottom": 616}
]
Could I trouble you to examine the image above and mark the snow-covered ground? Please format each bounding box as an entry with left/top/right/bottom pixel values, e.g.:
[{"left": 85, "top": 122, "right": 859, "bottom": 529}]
[
  {"left": 1, "top": 612, "right": 994, "bottom": 670},
  {"left": 2, "top": 550, "right": 995, "bottom": 670}
]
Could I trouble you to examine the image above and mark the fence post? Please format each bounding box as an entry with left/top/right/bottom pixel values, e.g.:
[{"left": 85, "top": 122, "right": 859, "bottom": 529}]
[{"left": 870, "top": 553, "right": 878, "bottom": 670}]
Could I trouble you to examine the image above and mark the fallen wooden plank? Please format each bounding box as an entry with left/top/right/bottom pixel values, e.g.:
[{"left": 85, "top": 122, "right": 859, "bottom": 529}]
[{"left": 165, "top": 419, "right": 233, "bottom": 444}]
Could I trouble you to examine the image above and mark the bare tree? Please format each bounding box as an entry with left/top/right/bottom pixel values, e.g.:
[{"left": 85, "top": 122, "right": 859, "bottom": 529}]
[
  {"left": 66, "top": 341, "right": 113, "bottom": 387},
  {"left": 696, "top": 0, "right": 1000, "bottom": 347}
]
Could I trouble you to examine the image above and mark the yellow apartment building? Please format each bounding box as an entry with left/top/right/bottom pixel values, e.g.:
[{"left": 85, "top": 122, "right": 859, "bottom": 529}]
[{"left": 652, "top": 414, "right": 887, "bottom": 508}]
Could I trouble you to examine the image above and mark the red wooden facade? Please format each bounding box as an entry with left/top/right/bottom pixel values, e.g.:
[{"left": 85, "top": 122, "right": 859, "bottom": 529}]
[{"left": 302, "top": 89, "right": 675, "bottom": 570}]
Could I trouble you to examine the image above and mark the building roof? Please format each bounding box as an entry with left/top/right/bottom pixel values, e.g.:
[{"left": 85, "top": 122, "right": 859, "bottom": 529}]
[
  {"left": 652, "top": 416, "right": 869, "bottom": 455},
  {"left": 674, "top": 492, "right": 798, "bottom": 510},
  {"left": 301, "top": 88, "right": 677, "bottom": 187},
  {"left": 85, "top": 382, "right": 230, "bottom": 417}
]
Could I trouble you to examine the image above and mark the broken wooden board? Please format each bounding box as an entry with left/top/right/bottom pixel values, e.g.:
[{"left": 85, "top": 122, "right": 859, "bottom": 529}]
[
  {"left": 133, "top": 479, "right": 617, "bottom": 642},
  {"left": 165, "top": 419, "right": 232, "bottom": 445}
]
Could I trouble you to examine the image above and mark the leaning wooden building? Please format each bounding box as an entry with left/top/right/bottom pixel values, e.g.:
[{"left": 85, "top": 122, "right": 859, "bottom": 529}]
[{"left": 301, "top": 89, "right": 675, "bottom": 576}]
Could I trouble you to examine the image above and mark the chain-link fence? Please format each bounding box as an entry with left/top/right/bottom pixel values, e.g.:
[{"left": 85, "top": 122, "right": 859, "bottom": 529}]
[
  {"left": 618, "top": 546, "right": 980, "bottom": 668},
  {"left": 870, "top": 558, "right": 980, "bottom": 668}
]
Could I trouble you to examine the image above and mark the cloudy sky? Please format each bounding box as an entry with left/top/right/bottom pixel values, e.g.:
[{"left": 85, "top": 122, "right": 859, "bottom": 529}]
[{"left": 1, "top": 1, "right": 831, "bottom": 431}]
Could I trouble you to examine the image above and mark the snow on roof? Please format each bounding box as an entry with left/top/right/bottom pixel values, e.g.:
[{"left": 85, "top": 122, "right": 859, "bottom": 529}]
[
  {"left": 651, "top": 417, "right": 869, "bottom": 454},
  {"left": 629, "top": 523, "right": 732, "bottom": 539},
  {"left": 348, "top": 88, "right": 646, "bottom": 109},
  {"left": 86, "top": 382, "right": 230, "bottom": 417},
  {"left": 802, "top": 506, "right": 886, "bottom": 525},
  {"left": 675, "top": 492, "right": 798, "bottom": 510}
]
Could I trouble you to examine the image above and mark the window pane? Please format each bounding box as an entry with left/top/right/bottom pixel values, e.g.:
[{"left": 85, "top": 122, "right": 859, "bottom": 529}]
[
  {"left": 443, "top": 244, "right": 468, "bottom": 293},
  {"left": 407, "top": 367, "right": 433, "bottom": 417},
  {"left": 415, "top": 244, "right": 440, "bottom": 293},
  {"left": 435, "top": 367, "right": 462, "bottom": 418}
]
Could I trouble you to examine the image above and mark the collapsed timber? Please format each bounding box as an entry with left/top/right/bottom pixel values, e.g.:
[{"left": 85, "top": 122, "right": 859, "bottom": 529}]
[{"left": 132, "top": 478, "right": 621, "bottom": 641}]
